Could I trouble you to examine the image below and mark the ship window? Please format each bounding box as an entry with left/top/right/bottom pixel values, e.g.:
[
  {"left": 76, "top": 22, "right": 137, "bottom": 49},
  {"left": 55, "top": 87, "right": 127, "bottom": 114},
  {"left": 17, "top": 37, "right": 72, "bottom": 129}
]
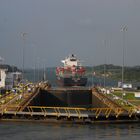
[{"left": 70, "top": 59, "right": 76, "bottom": 61}]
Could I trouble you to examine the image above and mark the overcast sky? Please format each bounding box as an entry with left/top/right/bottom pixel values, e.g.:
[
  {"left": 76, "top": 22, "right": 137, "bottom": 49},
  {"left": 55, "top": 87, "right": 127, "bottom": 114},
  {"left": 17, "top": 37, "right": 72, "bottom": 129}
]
[{"left": 0, "top": 0, "right": 140, "bottom": 68}]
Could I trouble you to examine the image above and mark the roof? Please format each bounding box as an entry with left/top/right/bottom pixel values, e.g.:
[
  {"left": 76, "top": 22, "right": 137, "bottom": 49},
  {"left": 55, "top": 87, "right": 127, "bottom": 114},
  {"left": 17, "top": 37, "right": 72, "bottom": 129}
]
[{"left": 0, "top": 64, "right": 20, "bottom": 72}]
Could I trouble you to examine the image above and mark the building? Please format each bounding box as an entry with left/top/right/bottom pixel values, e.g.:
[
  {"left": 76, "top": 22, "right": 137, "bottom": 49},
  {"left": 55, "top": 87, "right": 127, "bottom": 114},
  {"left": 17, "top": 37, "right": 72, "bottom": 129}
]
[
  {"left": 122, "top": 83, "right": 132, "bottom": 89},
  {"left": 0, "top": 64, "right": 22, "bottom": 90},
  {"left": 118, "top": 81, "right": 132, "bottom": 89}
]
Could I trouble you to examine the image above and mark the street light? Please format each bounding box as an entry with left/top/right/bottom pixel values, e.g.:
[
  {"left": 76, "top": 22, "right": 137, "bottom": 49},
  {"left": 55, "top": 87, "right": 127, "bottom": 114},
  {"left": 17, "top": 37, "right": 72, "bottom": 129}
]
[
  {"left": 21, "top": 32, "right": 27, "bottom": 81},
  {"left": 21, "top": 32, "right": 27, "bottom": 95},
  {"left": 121, "top": 25, "right": 127, "bottom": 98},
  {"left": 103, "top": 40, "right": 107, "bottom": 89},
  {"left": 34, "top": 61, "right": 36, "bottom": 83},
  {"left": 43, "top": 60, "right": 47, "bottom": 81},
  {"left": 37, "top": 57, "right": 40, "bottom": 82},
  {"left": 31, "top": 43, "right": 36, "bottom": 83},
  {"left": 91, "top": 65, "right": 94, "bottom": 87}
]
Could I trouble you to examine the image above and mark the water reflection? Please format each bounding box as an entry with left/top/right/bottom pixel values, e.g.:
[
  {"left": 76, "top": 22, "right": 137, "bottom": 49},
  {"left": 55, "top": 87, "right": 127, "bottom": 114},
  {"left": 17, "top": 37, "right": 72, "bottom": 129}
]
[{"left": 0, "top": 122, "right": 140, "bottom": 140}]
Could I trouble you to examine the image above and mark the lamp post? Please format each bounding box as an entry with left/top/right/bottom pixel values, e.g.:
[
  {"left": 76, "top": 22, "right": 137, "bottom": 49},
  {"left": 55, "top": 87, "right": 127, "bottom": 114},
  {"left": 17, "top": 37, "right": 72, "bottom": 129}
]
[
  {"left": 32, "top": 43, "right": 36, "bottom": 83},
  {"left": 92, "top": 66, "right": 94, "bottom": 87},
  {"left": 21, "top": 32, "right": 27, "bottom": 81},
  {"left": 43, "top": 60, "right": 46, "bottom": 81},
  {"left": 41, "top": 59, "right": 46, "bottom": 81},
  {"left": 34, "top": 61, "right": 36, "bottom": 83},
  {"left": 37, "top": 57, "right": 40, "bottom": 82},
  {"left": 103, "top": 40, "right": 107, "bottom": 89},
  {"left": 103, "top": 63, "right": 106, "bottom": 88},
  {"left": 21, "top": 32, "right": 27, "bottom": 96},
  {"left": 121, "top": 25, "right": 127, "bottom": 98}
]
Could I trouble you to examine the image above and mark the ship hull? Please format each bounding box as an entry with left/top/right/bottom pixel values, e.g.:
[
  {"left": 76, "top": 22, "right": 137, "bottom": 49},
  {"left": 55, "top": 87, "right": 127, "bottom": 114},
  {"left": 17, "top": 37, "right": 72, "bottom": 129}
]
[{"left": 57, "top": 76, "right": 87, "bottom": 86}]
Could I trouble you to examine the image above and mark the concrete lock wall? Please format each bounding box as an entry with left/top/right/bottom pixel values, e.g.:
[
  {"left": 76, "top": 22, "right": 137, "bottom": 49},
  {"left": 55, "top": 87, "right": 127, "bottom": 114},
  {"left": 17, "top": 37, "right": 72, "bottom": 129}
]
[
  {"left": 31, "top": 89, "right": 92, "bottom": 108},
  {"left": 92, "top": 92, "right": 108, "bottom": 108}
]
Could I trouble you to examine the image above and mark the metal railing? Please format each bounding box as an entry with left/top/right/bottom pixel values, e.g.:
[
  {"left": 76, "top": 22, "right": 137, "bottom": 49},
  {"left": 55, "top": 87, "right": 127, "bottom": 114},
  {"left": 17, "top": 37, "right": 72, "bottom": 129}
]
[{"left": 0, "top": 105, "right": 138, "bottom": 119}]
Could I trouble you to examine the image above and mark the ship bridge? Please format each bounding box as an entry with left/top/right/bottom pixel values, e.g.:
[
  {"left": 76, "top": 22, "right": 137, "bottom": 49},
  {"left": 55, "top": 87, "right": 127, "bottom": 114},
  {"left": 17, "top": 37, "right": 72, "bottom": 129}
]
[{"left": 61, "top": 54, "right": 81, "bottom": 67}]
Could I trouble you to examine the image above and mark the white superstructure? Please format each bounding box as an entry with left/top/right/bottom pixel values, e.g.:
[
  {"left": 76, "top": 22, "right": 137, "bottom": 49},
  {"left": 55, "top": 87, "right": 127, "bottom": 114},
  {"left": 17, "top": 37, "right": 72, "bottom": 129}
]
[
  {"left": 0, "top": 65, "right": 22, "bottom": 90},
  {"left": 61, "top": 54, "right": 82, "bottom": 67},
  {"left": 0, "top": 69, "right": 6, "bottom": 88}
]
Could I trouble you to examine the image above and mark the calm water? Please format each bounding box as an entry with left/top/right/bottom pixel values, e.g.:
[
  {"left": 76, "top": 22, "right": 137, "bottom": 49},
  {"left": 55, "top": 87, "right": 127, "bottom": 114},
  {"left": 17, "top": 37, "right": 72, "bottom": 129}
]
[
  {"left": 7, "top": 69, "right": 135, "bottom": 140},
  {"left": 0, "top": 122, "right": 140, "bottom": 140},
  {"left": 24, "top": 68, "right": 118, "bottom": 87}
]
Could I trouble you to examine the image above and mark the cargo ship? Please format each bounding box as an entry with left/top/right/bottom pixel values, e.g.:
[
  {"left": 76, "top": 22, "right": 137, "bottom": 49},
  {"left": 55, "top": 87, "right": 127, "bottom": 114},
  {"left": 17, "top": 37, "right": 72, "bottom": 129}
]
[{"left": 56, "top": 54, "right": 87, "bottom": 86}]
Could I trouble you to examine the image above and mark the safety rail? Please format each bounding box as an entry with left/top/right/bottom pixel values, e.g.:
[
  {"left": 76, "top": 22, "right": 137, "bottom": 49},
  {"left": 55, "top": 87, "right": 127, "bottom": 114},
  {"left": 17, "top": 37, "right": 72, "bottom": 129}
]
[
  {"left": 0, "top": 92, "right": 11, "bottom": 100},
  {"left": 0, "top": 106, "right": 138, "bottom": 119},
  {"left": 17, "top": 87, "right": 40, "bottom": 112},
  {"left": 93, "top": 87, "right": 139, "bottom": 115},
  {"left": 92, "top": 88, "right": 125, "bottom": 113},
  {"left": 0, "top": 93, "right": 22, "bottom": 113},
  {"left": 50, "top": 87, "right": 91, "bottom": 91}
]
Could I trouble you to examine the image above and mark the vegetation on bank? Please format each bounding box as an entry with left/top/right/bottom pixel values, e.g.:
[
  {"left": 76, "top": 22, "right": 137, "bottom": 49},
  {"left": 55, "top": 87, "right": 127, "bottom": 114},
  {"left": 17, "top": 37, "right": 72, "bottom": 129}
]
[
  {"left": 113, "top": 91, "right": 135, "bottom": 100},
  {"left": 86, "top": 64, "right": 140, "bottom": 82},
  {"left": 23, "top": 65, "right": 140, "bottom": 84}
]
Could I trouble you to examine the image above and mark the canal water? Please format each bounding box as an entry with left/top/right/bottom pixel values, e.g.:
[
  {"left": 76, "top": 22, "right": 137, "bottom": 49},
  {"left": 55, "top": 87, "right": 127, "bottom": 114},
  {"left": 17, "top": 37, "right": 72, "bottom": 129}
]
[
  {"left": 24, "top": 68, "right": 118, "bottom": 87},
  {"left": 0, "top": 122, "right": 140, "bottom": 140},
  {"left": 0, "top": 69, "right": 133, "bottom": 140}
]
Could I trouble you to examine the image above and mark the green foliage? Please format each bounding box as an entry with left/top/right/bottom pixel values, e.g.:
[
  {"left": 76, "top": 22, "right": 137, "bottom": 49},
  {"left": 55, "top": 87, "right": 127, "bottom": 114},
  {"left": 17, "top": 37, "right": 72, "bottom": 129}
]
[
  {"left": 113, "top": 91, "right": 135, "bottom": 100},
  {"left": 86, "top": 64, "right": 140, "bottom": 82},
  {"left": 124, "top": 93, "right": 135, "bottom": 100}
]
